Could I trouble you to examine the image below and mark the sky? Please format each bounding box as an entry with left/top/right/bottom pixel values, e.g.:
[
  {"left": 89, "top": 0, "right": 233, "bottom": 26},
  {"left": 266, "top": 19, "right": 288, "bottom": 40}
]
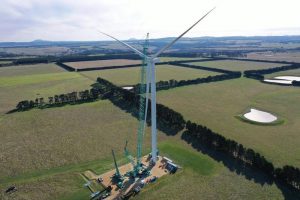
[{"left": 0, "top": 0, "right": 300, "bottom": 42}]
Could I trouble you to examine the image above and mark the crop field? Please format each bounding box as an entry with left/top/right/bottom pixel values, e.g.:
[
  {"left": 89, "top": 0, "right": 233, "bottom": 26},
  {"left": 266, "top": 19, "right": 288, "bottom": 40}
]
[
  {"left": 157, "top": 78, "right": 300, "bottom": 168},
  {"left": 159, "top": 57, "right": 206, "bottom": 62},
  {"left": 0, "top": 60, "right": 12, "bottom": 64},
  {"left": 80, "top": 64, "right": 220, "bottom": 85},
  {"left": 0, "top": 63, "right": 65, "bottom": 77},
  {"left": 264, "top": 68, "right": 300, "bottom": 78},
  {"left": 186, "top": 60, "right": 289, "bottom": 71},
  {"left": 64, "top": 59, "right": 141, "bottom": 70},
  {"left": 0, "top": 72, "right": 85, "bottom": 87},
  {"left": 0, "top": 71, "right": 93, "bottom": 115},
  {"left": 1, "top": 59, "right": 299, "bottom": 200},
  {"left": 247, "top": 52, "right": 300, "bottom": 63}
]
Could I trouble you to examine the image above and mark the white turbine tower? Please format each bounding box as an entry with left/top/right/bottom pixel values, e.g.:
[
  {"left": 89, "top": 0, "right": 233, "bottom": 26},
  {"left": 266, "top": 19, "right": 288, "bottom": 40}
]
[{"left": 99, "top": 7, "right": 215, "bottom": 163}]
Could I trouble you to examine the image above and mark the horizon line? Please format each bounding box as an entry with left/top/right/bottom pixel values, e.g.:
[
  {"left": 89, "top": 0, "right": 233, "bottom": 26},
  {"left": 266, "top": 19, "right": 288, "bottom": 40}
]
[{"left": 1, "top": 34, "right": 300, "bottom": 43}]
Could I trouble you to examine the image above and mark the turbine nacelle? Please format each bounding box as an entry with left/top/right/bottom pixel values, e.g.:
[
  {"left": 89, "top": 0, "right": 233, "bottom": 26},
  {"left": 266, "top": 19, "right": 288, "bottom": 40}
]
[{"left": 146, "top": 57, "right": 160, "bottom": 64}]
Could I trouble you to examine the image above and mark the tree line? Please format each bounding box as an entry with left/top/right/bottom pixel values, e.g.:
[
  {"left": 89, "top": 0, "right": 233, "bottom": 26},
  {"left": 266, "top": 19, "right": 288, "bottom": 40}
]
[
  {"left": 96, "top": 77, "right": 300, "bottom": 191},
  {"left": 185, "top": 120, "right": 300, "bottom": 190},
  {"left": 292, "top": 81, "right": 300, "bottom": 86},
  {"left": 132, "top": 62, "right": 241, "bottom": 93},
  {"left": 161, "top": 51, "right": 246, "bottom": 58},
  {"left": 133, "top": 72, "right": 241, "bottom": 93},
  {"left": 244, "top": 63, "right": 300, "bottom": 82},
  {"left": 13, "top": 76, "right": 300, "bottom": 191},
  {"left": 171, "top": 63, "right": 235, "bottom": 74},
  {"left": 226, "top": 57, "right": 296, "bottom": 65},
  {"left": 98, "top": 76, "right": 300, "bottom": 191},
  {"left": 15, "top": 89, "right": 101, "bottom": 111},
  {"left": 95, "top": 77, "right": 186, "bottom": 133},
  {"left": 12, "top": 54, "right": 141, "bottom": 65},
  {"left": 15, "top": 76, "right": 186, "bottom": 135}
]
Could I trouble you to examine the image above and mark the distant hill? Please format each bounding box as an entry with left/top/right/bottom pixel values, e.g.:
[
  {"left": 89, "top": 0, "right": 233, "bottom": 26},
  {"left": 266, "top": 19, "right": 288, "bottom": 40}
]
[{"left": 0, "top": 35, "right": 299, "bottom": 48}]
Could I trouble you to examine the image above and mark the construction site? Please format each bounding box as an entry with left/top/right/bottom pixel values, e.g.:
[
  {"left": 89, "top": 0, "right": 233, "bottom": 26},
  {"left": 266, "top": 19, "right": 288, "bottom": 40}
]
[
  {"left": 79, "top": 9, "right": 216, "bottom": 200},
  {"left": 82, "top": 154, "right": 178, "bottom": 200},
  {"left": 80, "top": 31, "right": 180, "bottom": 200}
]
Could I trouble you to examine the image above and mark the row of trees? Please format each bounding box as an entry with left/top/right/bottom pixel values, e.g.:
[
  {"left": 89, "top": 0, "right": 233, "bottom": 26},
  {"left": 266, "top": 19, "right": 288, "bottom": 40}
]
[
  {"left": 96, "top": 77, "right": 186, "bottom": 133},
  {"left": 185, "top": 121, "right": 300, "bottom": 190},
  {"left": 14, "top": 75, "right": 300, "bottom": 190},
  {"left": 227, "top": 57, "right": 297, "bottom": 65},
  {"left": 157, "top": 72, "right": 241, "bottom": 90},
  {"left": 133, "top": 72, "right": 241, "bottom": 93},
  {"left": 97, "top": 76, "right": 300, "bottom": 191},
  {"left": 292, "top": 81, "right": 300, "bottom": 86},
  {"left": 172, "top": 63, "right": 235, "bottom": 74},
  {"left": 12, "top": 54, "right": 141, "bottom": 65},
  {"left": 161, "top": 51, "right": 246, "bottom": 58},
  {"left": 15, "top": 89, "right": 102, "bottom": 111},
  {"left": 132, "top": 62, "right": 241, "bottom": 93},
  {"left": 244, "top": 63, "right": 300, "bottom": 80}
]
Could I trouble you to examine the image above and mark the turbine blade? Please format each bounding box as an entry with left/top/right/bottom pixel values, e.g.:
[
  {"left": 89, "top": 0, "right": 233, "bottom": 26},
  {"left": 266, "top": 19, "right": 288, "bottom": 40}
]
[
  {"left": 98, "top": 30, "right": 147, "bottom": 58},
  {"left": 153, "top": 7, "right": 216, "bottom": 58}
]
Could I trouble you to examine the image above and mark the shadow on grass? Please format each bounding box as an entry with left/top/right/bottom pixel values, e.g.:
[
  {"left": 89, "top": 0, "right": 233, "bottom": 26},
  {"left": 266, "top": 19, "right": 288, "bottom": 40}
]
[
  {"left": 181, "top": 131, "right": 300, "bottom": 200},
  {"left": 105, "top": 93, "right": 300, "bottom": 199},
  {"left": 107, "top": 95, "right": 180, "bottom": 136}
]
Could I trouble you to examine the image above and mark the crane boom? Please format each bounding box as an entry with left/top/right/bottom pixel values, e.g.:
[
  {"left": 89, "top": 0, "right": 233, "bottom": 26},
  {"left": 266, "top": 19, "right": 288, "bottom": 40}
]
[{"left": 136, "top": 33, "right": 149, "bottom": 168}]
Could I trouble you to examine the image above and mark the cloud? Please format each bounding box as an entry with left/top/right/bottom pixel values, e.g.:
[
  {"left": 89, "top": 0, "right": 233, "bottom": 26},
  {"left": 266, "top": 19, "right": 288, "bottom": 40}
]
[{"left": 0, "top": 0, "right": 299, "bottom": 42}]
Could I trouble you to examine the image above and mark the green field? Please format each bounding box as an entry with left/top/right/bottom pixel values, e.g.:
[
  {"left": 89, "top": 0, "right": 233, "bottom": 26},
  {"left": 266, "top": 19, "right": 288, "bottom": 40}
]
[
  {"left": 80, "top": 64, "right": 220, "bottom": 85},
  {"left": 1, "top": 61, "right": 299, "bottom": 200},
  {"left": 0, "top": 72, "right": 83, "bottom": 87},
  {"left": 264, "top": 68, "right": 300, "bottom": 78},
  {"left": 247, "top": 52, "right": 300, "bottom": 63},
  {"left": 159, "top": 57, "right": 206, "bottom": 62},
  {"left": 1, "top": 141, "right": 293, "bottom": 200},
  {"left": 0, "top": 72, "right": 93, "bottom": 115},
  {"left": 186, "top": 60, "right": 288, "bottom": 71},
  {"left": 0, "top": 60, "right": 12, "bottom": 64},
  {"left": 0, "top": 63, "right": 65, "bottom": 77},
  {"left": 157, "top": 78, "right": 300, "bottom": 168},
  {"left": 0, "top": 100, "right": 162, "bottom": 178},
  {"left": 135, "top": 141, "right": 293, "bottom": 200}
]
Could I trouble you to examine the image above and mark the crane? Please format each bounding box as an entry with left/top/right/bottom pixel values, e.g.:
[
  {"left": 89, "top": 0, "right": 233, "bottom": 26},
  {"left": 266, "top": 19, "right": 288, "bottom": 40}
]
[
  {"left": 124, "top": 34, "right": 150, "bottom": 177},
  {"left": 111, "top": 149, "right": 124, "bottom": 188},
  {"left": 99, "top": 7, "right": 215, "bottom": 164}
]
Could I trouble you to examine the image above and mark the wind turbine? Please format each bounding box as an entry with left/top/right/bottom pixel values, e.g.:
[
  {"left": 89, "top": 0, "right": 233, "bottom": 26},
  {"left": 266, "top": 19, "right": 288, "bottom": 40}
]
[{"left": 99, "top": 7, "right": 215, "bottom": 164}]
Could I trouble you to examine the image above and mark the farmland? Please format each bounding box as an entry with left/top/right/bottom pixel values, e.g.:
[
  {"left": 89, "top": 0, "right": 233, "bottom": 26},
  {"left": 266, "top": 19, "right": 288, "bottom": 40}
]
[
  {"left": 0, "top": 100, "right": 162, "bottom": 178},
  {"left": 64, "top": 59, "right": 141, "bottom": 70},
  {"left": 0, "top": 46, "right": 70, "bottom": 56},
  {"left": 247, "top": 52, "right": 300, "bottom": 63},
  {"left": 264, "top": 68, "right": 300, "bottom": 78},
  {"left": 157, "top": 77, "right": 300, "bottom": 168},
  {"left": 80, "top": 64, "right": 220, "bottom": 85},
  {"left": 0, "top": 72, "right": 92, "bottom": 115},
  {"left": 159, "top": 56, "right": 207, "bottom": 62},
  {"left": 135, "top": 141, "right": 295, "bottom": 200},
  {"left": 0, "top": 140, "right": 294, "bottom": 200},
  {"left": 0, "top": 60, "right": 12, "bottom": 64},
  {"left": 0, "top": 63, "right": 65, "bottom": 77},
  {"left": 187, "top": 60, "right": 289, "bottom": 71},
  {"left": 1, "top": 57, "right": 300, "bottom": 200}
]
